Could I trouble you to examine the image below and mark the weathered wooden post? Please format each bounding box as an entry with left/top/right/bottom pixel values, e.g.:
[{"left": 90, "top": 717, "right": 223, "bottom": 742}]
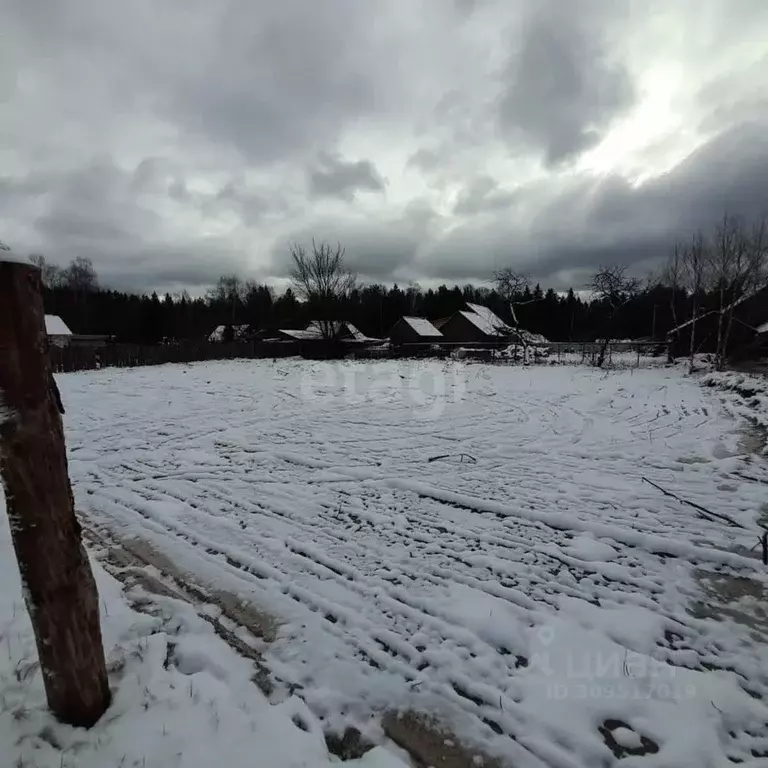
[{"left": 0, "top": 258, "right": 111, "bottom": 727}]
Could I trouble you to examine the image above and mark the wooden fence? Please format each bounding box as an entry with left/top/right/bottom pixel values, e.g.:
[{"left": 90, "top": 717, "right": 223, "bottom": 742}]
[
  {"left": 49, "top": 341, "right": 300, "bottom": 372},
  {"left": 49, "top": 339, "right": 668, "bottom": 373}
]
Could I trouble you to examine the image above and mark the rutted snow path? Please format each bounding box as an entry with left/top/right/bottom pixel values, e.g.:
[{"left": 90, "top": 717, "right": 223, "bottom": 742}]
[{"left": 63, "top": 361, "right": 768, "bottom": 767}]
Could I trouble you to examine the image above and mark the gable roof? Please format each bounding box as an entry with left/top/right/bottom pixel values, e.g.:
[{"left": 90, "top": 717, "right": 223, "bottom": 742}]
[
  {"left": 457, "top": 303, "right": 511, "bottom": 337},
  {"left": 279, "top": 328, "right": 320, "bottom": 340},
  {"left": 458, "top": 310, "right": 498, "bottom": 336},
  {"left": 464, "top": 302, "right": 510, "bottom": 336},
  {"left": 340, "top": 322, "right": 375, "bottom": 342},
  {"left": 401, "top": 316, "right": 442, "bottom": 337},
  {"left": 45, "top": 315, "right": 72, "bottom": 336}
]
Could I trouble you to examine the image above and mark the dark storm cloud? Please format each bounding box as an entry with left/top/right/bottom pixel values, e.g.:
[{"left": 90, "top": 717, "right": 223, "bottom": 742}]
[
  {"left": 3, "top": 0, "right": 393, "bottom": 165},
  {"left": 308, "top": 154, "right": 386, "bottom": 201},
  {"left": 497, "top": 1, "right": 634, "bottom": 166},
  {"left": 164, "top": 2, "right": 387, "bottom": 164}
]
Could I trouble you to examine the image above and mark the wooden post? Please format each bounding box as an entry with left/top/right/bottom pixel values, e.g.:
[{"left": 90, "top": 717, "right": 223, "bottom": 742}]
[{"left": 0, "top": 260, "right": 111, "bottom": 727}]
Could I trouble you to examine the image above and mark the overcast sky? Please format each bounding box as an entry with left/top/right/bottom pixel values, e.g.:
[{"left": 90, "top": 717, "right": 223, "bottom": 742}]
[{"left": 2, "top": 0, "right": 767, "bottom": 294}]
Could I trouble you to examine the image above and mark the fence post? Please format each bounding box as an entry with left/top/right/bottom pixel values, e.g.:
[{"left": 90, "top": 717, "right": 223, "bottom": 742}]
[{"left": 0, "top": 259, "right": 111, "bottom": 727}]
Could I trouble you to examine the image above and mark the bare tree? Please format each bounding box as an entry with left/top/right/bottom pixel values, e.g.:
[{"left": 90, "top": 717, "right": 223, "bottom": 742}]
[
  {"left": 28, "top": 253, "right": 63, "bottom": 289},
  {"left": 290, "top": 240, "right": 356, "bottom": 338},
  {"left": 709, "top": 214, "right": 768, "bottom": 369},
  {"left": 660, "top": 243, "right": 686, "bottom": 362},
  {"left": 589, "top": 264, "right": 641, "bottom": 367},
  {"left": 492, "top": 268, "right": 540, "bottom": 325},
  {"left": 207, "top": 275, "right": 245, "bottom": 325},
  {"left": 682, "top": 232, "right": 708, "bottom": 373},
  {"left": 663, "top": 243, "right": 685, "bottom": 330},
  {"left": 62, "top": 256, "right": 98, "bottom": 292},
  {"left": 406, "top": 281, "right": 421, "bottom": 314}
]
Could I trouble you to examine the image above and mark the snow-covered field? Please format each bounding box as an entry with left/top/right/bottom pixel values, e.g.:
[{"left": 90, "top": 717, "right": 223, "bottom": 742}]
[{"left": 3, "top": 360, "right": 768, "bottom": 767}]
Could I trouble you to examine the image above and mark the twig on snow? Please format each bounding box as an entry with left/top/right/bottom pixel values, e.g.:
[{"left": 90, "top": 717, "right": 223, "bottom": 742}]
[
  {"left": 641, "top": 477, "right": 744, "bottom": 529},
  {"left": 427, "top": 453, "right": 477, "bottom": 464}
]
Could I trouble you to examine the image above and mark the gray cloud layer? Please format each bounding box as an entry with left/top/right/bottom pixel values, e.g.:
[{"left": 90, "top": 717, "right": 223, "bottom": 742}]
[
  {"left": 1, "top": 0, "right": 767, "bottom": 293},
  {"left": 498, "top": 1, "right": 635, "bottom": 166}
]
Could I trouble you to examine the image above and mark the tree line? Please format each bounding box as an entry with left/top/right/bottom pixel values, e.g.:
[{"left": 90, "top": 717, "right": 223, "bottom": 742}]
[
  {"left": 3, "top": 213, "right": 766, "bottom": 361},
  {"left": 23, "top": 254, "right": 669, "bottom": 344}
]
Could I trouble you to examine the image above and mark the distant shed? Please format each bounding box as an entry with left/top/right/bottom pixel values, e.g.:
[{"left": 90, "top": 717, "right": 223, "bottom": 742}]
[
  {"left": 440, "top": 304, "right": 511, "bottom": 345},
  {"left": 45, "top": 315, "right": 73, "bottom": 347},
  {"left": 389, "top": 316, "right": 443, "bottom": 345}
]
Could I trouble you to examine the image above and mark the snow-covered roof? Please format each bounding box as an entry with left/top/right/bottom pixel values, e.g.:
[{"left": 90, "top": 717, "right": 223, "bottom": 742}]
[
  {"left": 459, "top": 309, "right": 511, "bottom": 337},
  {"left": 281, "top": 321, "right": 377, "bottom": 342},
  {"left": 343, "top": 323, "right": 373, "bottom": 342},
  {"left": 0, "top": 247, "right": 28, "bottom": 265},
  {"left": 757, "top": 321, "right": 768, "bottom": 335},
  {"left": 465, "top": 302, "right": 509, "bottom": 335},
  {"left": 401, "top": 316, "right": 443, "bottom": 337},
  {"left": 45, "top": 315, "right": 72, "bottom": 336},
  {"left": 279, "top": 328, "right": 321, "bottom": 340}
]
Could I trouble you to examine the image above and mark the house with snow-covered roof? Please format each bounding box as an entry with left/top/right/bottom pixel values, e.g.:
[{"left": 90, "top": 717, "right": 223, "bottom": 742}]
[
  {"left": 389, "top": 316, "right": 443, "bottom": 345},
  {"left": 439, "top": 302, "right": 513, "bottom": 346},
  {"left": 276, "top": 320, "right": 378, "bottom": 343},
  {"left": 45, "top": 315, "right": 73, "bottom": 347}
]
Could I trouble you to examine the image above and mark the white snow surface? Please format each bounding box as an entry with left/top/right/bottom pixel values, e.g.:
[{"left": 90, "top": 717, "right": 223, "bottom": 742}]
[
  {"left": 701, "top": 370, "right": 768, "bottom": 430},
  {"left": 3, "top": 360, "right": 768, "bottom": 767},
  {"left": 0, "top": 506, "right": 405, "bottom": 768},
  {"left": 612, "top": 726, "right": 644, "bottom": 750},
  {"left": 44, "top": 315, "right": 72, "bottom": 336},
  {"left": 402, "top": 316, "right": 443, "bottom": 337}
]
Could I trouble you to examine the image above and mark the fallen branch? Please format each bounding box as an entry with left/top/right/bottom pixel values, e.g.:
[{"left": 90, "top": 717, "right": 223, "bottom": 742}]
[
  {"left": 642, "top": 477, "right": 744, "bottom": 529},
  {"left": 428, "top": 453, "right": 478, "bottom": 464}
]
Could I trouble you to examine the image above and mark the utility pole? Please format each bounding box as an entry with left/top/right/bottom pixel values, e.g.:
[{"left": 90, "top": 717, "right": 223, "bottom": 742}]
[{"left": 0, "top": 258, "right": 111, "bottom": 727}]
